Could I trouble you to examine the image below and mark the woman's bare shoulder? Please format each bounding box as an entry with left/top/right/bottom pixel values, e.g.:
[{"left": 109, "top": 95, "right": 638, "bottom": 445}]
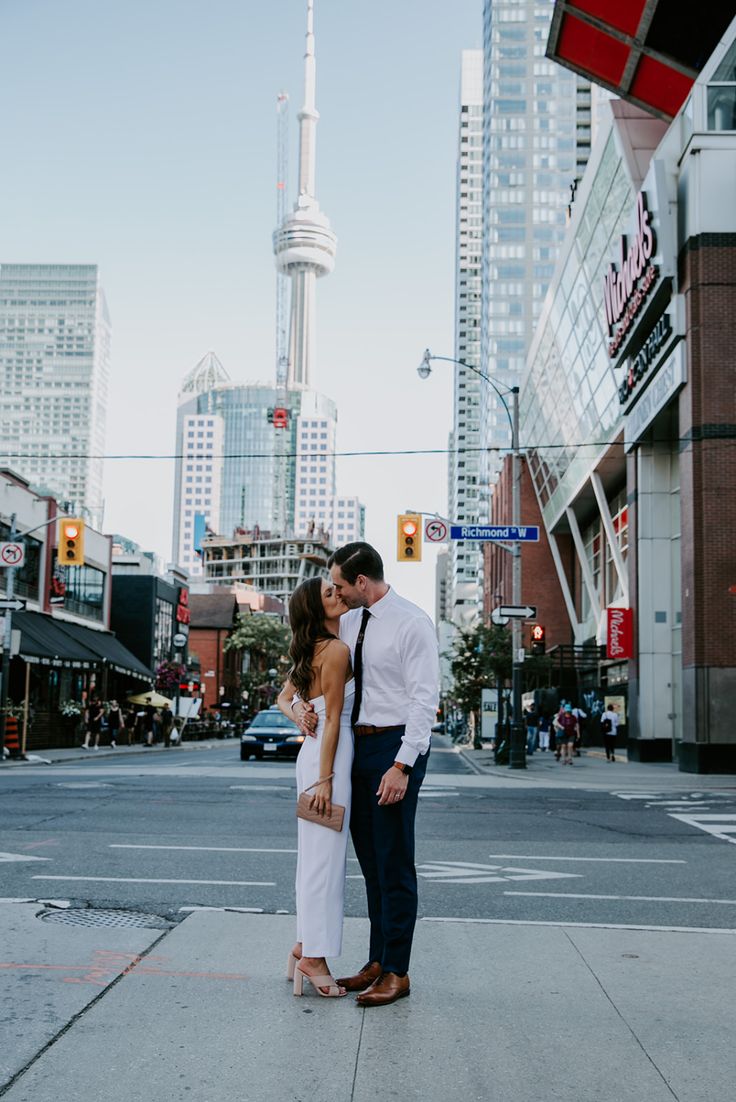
[{"left": 320, "top": 638, "right": 350, "bottom": 666}]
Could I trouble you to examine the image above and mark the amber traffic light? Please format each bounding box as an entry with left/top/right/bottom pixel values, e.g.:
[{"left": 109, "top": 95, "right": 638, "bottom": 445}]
[
  {"left": 397, "top": 514, "right": 422, "bottom": 563},
  {"left": 58, "top": 518, "right": 85, "bottom": 566},
  {"left": 530, "top": 624, "right": 546, "bottom": 655}
]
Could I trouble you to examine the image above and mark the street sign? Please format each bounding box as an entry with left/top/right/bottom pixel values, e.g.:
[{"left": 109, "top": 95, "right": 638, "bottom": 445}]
[
  {"left": 0, "top": 542, "right": 25, "bottom": 568},
  {"left": 491, "top": 608, "right": 510, "bottom": 626},
  {"left": 0, "top": 597, "right": 25, "bottom": 612},
  {"left": 449, "top": 525, "right": 539, "bottom": 542},
  {"left": 424, "top": 518, "right": 448, "bottom": 543},
  {"left": 498, "top": 605, "right": 537, "bottom": 619}
]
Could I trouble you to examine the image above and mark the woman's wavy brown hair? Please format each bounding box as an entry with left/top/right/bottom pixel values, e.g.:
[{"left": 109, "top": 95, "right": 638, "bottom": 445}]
[{"left": 288, "top": 577, "right": 336, "bottom": 700}]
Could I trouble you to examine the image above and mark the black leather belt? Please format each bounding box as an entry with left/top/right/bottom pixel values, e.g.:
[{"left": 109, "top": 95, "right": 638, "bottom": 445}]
[{"left": 353, "top": 724, "right": 404, "bottom": 737}]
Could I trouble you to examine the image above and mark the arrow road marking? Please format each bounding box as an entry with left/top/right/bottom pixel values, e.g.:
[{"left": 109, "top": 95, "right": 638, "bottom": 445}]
[
  {"left": 0, "top": 851, "right": 51, "bottom": 863},
  {"left": 416, "top": 861, "right": 582, "bottom": 885}
]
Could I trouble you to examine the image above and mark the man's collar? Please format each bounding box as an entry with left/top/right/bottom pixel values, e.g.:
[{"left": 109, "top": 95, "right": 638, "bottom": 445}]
[{"left": 366, "top": 585, "right": 394, "bottom": 620}]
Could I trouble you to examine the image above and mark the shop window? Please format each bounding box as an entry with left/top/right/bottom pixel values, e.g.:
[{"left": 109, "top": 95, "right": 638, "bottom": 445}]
[{"left": 708, "top": 40, "right": 736, "bottom": 130}]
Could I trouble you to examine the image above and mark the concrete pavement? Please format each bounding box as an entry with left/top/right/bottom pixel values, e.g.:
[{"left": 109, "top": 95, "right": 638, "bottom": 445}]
[{"left": 1, "top": 901, "right": 734, "bottom": 1101}]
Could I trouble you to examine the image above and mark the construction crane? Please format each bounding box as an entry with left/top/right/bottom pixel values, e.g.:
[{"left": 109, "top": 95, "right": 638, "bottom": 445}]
[{"left": 272, "top": 91, "right": 291, "bottom": 535}]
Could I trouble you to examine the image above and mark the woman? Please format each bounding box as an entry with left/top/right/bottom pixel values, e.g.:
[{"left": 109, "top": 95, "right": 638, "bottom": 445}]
[
  {"left": 556, "top": 703, "right": 579, "bottom": 765},
  {"left": 107, "top": 699, "right": 124, "bottom": 749},
  {"left": 277, "top": 576, "right": 353, "bottom": 998}
]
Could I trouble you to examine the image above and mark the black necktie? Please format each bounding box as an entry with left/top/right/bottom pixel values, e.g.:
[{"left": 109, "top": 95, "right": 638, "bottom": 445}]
[{"left": 350, "top": 608, "right": 371, "bottom": 728}]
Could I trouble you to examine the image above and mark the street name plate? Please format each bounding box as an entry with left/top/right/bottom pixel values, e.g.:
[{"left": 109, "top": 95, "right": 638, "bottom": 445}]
[{"left": 449, "top": 525, "right": 539, "bottom": 542}]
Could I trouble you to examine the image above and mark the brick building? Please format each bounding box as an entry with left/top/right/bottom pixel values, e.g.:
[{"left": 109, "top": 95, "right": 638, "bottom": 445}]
[{"left": 188, "top": 591, "right": 241, "bottom": 711}]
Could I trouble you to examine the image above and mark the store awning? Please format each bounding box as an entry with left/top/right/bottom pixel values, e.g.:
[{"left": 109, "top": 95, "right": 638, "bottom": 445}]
[
  {"left": 12, "top": 611, "right": 99, "bottom": 669},
  {"left": 64, "top": 620, "right": 153, "bottom": 680},
  {"left": 546, "top": 1, "right": 735, "bottom": 120},
  {"left": 11, "top": 611, "right": 152, "bottom": 681}
]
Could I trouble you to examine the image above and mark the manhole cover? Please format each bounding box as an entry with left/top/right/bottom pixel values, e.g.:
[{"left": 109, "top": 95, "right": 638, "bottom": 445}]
[{"left": 39, "top": 908, "right": 171, "bottom": 929}]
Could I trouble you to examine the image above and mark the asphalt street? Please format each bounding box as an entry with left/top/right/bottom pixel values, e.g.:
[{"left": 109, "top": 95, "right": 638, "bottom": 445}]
[{"left": 2, "top": 737, "right": 736, "bottom": 933}]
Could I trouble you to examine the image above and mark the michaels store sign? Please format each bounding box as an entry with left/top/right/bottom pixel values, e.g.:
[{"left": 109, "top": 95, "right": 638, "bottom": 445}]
[{"left": 602, "top": 160, "right": 685, "bottom": 433}]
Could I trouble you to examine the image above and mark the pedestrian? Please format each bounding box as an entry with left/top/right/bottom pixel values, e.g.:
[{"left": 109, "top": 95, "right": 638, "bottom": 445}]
[
  {"left": 160, "top": 704, "right": 174, "bottom": 748},
  {"left": 143, "top": 704, "right": 155, "bottom": 746},
  {"left": 571, "top": 704, "right": 587, "bottom": 757},
  {"left": 538, "top": 711, "right": 551, "bottom": 751},
  {"left": 124, "top": 705, "right": 137, "bottom": 745},
  {"left": 291, "top": 541, "right": 439, "bottom": 1007},
  {"left": 277, "top": 576, "right": 354, "bottom": 998},
  {"left": 107, "top": 699, "right": 124, "bottom": 748},
  {"left": 82, "top": 697, "right": 103, "bottom": 750},
  {"left": 523, "top": 704, "right": 538, "bottom": 755},
  {"left": 601, "top": 702, "right": 620, "bottom": 761},
  {"left": 556, "top": 703, "right": 579, "bottom": 765}
]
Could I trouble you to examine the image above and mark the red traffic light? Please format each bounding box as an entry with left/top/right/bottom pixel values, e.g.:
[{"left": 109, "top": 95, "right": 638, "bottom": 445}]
[{"left": 402, "top": 519, "right": 418, "bottom": 537}]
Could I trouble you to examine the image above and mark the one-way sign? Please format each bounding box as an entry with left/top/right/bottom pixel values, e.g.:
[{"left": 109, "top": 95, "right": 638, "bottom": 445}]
[
  {"left": 495, "top": 604, "right": 536, "bottom": 620},
  {"left": 0, "top": 598, "right": 26, "bottom": 612}
]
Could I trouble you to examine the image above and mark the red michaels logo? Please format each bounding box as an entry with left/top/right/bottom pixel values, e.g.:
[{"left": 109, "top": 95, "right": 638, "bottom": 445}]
[
  {"left": 606, "top": 607, "right": 633, "bottom": 660},
  {"left": 603, "top": 192, "right": 658, "bottom": 359}
]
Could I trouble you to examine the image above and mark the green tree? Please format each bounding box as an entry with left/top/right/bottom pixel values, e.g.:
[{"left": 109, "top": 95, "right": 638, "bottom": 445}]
[
  {"left": 447, "top": 622, "right": 512, "bottom": 746},
  {"left": 224, "top": 614, "right": 292, "bottom": 711}
]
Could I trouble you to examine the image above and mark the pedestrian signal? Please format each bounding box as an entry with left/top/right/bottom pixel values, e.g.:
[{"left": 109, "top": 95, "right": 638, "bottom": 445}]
[
  {"left": 530, "top": 624, "right": 546, "bottom": 655},
  {"left": 58, "top": 518, "right": 85, "bottom": 566},
  {"left": 397, "top": 514, "right": 422, "bottom": 563}
]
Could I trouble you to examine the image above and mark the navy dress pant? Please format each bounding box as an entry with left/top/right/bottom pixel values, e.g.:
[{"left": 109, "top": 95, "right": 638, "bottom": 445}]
[{"left": 349, "top": 726, "right": 428, "bottom": 975}]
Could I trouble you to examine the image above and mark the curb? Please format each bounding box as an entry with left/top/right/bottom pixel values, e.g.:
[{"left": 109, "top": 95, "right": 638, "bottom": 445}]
[{"left": 0, "top": 741, "right": 229, "bottom": 767}]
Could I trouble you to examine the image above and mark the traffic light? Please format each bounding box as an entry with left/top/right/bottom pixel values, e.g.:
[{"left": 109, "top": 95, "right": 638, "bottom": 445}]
[
  {"left": 530, "top": 624, "right": 546, "bottom": 655},
  {"left": 397, "top": 514, "right": 422, "bottom": 563},
  {"left": 58, "top": 518, "right": 85, "bottom": 566}
]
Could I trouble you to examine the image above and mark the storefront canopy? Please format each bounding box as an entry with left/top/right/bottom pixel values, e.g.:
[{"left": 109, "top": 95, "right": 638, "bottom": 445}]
[
  {"left": 547, "top": 1, "right": 734, "bottom": 120},
  {"left": 12, "top": 611, "right": 152, "bottom": 681}
]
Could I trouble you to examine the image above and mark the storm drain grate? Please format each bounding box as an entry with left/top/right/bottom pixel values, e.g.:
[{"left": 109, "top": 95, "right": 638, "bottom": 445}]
[{"left": 38, "top": 908, "right": 172, "bottom": 930}]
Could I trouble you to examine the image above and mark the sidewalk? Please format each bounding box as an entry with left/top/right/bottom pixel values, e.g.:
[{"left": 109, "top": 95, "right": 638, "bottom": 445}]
[
  {"left": 457, "top": 743, "right": 736, "bottom": 789},
  {"left": 1, "top": 740, "right": 226, "bottom": 767},
  {"left": 1, "top": 902, "right": 733, "bottom": 1101}
]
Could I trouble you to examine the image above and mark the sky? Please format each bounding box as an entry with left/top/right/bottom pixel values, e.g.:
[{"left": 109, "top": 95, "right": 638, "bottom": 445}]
[{"left": 0, "top": 0, "right": 481, "bottom": 618}]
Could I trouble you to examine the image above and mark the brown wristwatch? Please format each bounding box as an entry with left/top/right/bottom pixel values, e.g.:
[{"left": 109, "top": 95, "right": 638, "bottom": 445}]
[{"left": 392, "top": 761, "right": 413, "bottom": 775}]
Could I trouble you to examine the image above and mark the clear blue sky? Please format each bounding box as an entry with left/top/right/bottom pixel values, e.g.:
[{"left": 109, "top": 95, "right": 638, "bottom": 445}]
[{"left": 0, "top": 0, "right": 481, "bottom": 616}]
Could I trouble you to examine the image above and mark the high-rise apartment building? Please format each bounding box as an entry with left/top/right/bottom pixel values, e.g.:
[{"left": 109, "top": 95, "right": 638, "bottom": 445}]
[
  {"left": 0, "top": 263, "right": 110, "bottom": 525},
  {"left": 480, "top": 0, "right": 589, "bottom": 464},
  {"left": 449, "top": 49, "right": 485, "bottom": 626}
]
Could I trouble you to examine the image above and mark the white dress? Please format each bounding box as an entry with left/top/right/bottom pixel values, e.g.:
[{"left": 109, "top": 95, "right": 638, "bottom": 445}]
[{"left": 294, "top": 680, "right": 355, "bottom": 957}]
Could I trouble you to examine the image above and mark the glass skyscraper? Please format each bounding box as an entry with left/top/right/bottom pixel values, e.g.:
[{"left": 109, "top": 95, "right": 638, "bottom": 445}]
[
  {"left": 481, "top": 0, "right": 589, "bottom": 468},
  {"left": 0, "top": 263, "right": 110, "bottom": 525}
]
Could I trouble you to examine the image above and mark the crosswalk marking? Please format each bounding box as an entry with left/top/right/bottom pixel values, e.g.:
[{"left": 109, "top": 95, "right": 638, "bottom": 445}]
[
  {"left": 668, "top": 814, "right": 736, "bottom": 844},
  {"left": 417, "top": 861, "right": 582, "bottom": 885}
]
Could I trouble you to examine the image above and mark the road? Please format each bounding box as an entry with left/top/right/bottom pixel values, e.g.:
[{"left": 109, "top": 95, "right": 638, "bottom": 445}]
[{"left": 2, "top": 736, "right": 736, "bottom": 933}]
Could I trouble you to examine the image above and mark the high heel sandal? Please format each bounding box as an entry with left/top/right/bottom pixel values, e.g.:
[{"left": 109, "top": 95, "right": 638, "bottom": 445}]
[
  {"left": 286, "top": 951, "right": 299, "bottom": 981},
  {"left": 293, "top": 963, "right": 346, "bottom": 998}
]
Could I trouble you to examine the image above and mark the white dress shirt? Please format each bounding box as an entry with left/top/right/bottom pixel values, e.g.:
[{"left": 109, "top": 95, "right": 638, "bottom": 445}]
[{"left": 339, "top": 586, "right": 439, "bottom": 767}]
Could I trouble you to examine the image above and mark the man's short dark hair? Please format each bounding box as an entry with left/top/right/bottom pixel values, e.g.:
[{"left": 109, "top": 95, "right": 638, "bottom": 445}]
[{"left": 328, "top": 542, "right": 384, "bottom": 584}]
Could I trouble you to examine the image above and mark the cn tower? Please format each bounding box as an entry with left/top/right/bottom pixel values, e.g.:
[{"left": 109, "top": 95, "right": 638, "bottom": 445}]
[{"left": 273, "top": 0, "right": 336, "bottom": 390}]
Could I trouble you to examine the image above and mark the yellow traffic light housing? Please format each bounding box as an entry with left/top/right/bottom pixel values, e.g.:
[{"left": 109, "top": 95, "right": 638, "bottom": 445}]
[
  {"left": 397, "top": 514, "right": 422, "bottom": 563},
  {"left": 58, "top": 518, "right": 85, "bottom": 566}
]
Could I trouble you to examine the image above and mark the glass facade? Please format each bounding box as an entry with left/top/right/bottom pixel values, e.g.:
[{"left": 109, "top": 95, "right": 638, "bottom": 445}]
[
  {"left": 521, "top": 130, "right": 633, "bottom": 527},
  {"left": 0, "top": 264, "right": 110, "bottom": 526},
  {"left": 481, "top": 0, "right": 587, "bottom": 473}
]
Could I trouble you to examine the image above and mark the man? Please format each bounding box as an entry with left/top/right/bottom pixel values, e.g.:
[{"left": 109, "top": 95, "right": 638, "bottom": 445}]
[
  {"left": 523, "top": 704, "right": 538, "bottom": 755},
  {"left": 293, "top": 542, "right": 439, "bottom": 1007},
  {"left": 600, "top": 702, "right": 620, "bottom": 761}
]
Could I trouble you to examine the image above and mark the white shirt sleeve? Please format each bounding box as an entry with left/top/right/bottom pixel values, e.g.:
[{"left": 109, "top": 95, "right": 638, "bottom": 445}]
[{"left": 394, "top": 614, "right": 440, "bottom": 767}]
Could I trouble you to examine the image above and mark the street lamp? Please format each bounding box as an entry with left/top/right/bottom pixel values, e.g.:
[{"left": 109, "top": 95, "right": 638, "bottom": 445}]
[{"left": 418, "top": 349, "right": 526, "bottom": 770}]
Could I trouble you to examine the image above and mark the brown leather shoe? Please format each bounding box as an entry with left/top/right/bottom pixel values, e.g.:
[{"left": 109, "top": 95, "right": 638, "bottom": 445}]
[
  {"left": 356, "top": 972, "right": 410, "bottom": 1007},
  {"left": 335, "top": 961, "right": 382, "bottom": 992}
]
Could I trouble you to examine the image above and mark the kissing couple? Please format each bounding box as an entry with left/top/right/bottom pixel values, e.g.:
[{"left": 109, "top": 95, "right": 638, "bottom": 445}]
[{"left": 277, "top": 541, "right": 439, "bottom": 1007}]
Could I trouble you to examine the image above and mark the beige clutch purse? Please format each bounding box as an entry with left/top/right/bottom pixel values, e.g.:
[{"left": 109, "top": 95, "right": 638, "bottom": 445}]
[{"left": 296, "top": 774, "right": 345, "bottom": 832}]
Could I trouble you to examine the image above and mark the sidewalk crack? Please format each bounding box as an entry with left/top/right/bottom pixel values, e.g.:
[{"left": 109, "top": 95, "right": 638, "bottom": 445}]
[
  {"left": 349, "top": 1007, "right": 366, "bottom": 1101},
  {"left": 0, "top": 926, "right": 172, "bottom": 1097},
  {"left": 564, "top": 930, "right": 680, "bottom": 1101}
]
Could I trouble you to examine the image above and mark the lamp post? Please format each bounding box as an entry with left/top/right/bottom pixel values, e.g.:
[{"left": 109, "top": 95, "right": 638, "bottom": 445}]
[{"left": 418, "top": 349, "right": 526, "bottom": 769}]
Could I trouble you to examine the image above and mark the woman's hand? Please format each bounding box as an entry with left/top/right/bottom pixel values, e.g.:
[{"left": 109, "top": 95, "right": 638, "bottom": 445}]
[
  {"left": 309, "top": 779, "right": 333, "bottom": 818},
  {"left": 292, "top": 699, "right": 318, "bottom": 737}
]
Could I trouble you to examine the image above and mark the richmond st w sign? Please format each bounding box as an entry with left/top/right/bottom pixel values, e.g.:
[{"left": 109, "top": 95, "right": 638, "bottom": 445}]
[{"left": 603, "top": 192, "right": 659, "bottom": 359}]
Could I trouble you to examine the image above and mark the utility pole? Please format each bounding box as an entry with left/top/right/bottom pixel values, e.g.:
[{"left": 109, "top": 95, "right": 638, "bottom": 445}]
[
  {"left": 0, "top": 514, "right": 18, "bottom": 758},
  {"left": 508, "top": 389, "right": 526, "bottom": 769}
]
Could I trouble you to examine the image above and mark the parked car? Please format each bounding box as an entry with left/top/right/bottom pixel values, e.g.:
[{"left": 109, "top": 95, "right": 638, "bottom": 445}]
[{"left": 240, "top": 706, "right": 305, "bottom": 761}]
